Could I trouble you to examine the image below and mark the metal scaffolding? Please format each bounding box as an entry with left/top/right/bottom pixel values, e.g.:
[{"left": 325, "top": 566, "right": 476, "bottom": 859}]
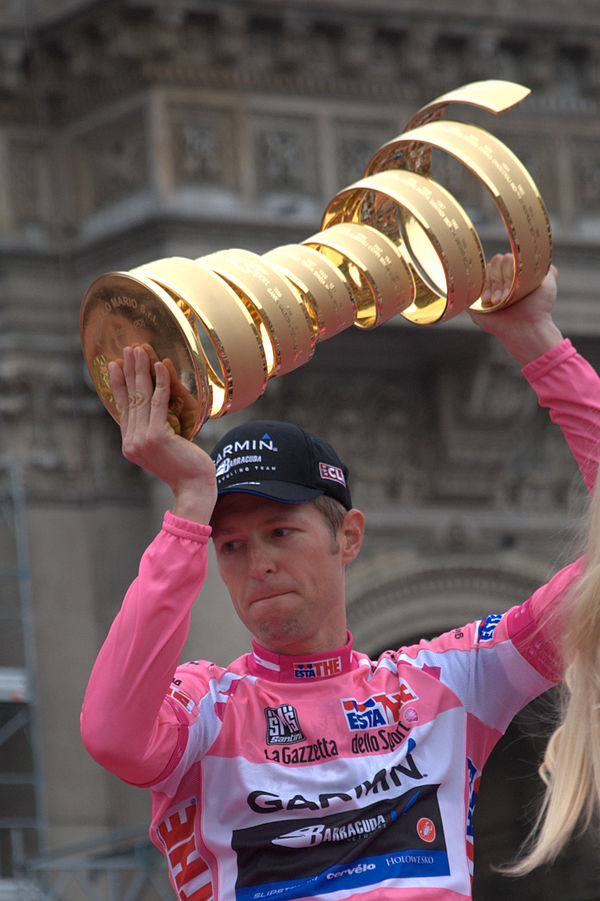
[
  {"left": 0, "top": 460, "right": 173, "bottom": 900},
  {"left": 17, "top": 828, "right": 172, "bottom": 901},
  {"left": 0, "top": 458, "right": 46, "bottom": 891}
]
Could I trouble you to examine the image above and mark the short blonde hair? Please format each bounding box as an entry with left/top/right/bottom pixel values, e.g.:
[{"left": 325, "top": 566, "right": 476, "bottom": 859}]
[{"left": 312, "top": 495, "right": 348, "bottom": 542}]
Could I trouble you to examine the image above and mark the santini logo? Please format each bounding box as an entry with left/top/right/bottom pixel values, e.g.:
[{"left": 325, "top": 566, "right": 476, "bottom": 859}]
[{"left": 265, "top": 704, "right": 305, "bottom": 745}]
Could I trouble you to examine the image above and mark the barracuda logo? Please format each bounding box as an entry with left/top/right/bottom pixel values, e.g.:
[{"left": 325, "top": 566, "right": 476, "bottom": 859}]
[
  {"left": 273, "top": 814, "right": 388, "bottom": 848},
  {"left": 215, "top": 454, "right": 264, "bottom": 478}
]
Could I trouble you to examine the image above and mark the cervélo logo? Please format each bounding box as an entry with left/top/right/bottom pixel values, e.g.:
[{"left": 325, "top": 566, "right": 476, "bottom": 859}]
[{"left": 341, "top": 683, "right": 418, "bottom": 731}]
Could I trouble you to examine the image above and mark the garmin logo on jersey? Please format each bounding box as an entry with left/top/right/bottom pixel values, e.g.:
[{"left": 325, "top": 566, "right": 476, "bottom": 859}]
[
  {"left": 265, "top": 704, "right": 305, "bottom": 745},
  {"left": 249, "top": 741, "right": 424, "bottom": 813},
  {"left": 477, "top": 613, "right": 503, "bottom": 643},
  {"left": 342, "top": 684, "right": 418, "bottom": 731},
  {"left": 293, "top": 656, "right": 342, "bottom": 679}
]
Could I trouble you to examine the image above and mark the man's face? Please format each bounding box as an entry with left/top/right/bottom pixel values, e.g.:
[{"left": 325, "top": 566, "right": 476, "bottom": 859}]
[{"left": 211, "top": 493, "right": 363, "bottom": 656}]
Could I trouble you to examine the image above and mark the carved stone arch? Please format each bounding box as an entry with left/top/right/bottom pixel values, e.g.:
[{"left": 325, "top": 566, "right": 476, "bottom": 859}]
[{"left": 346, "top": 551, "right": 552, "bottom": 656}]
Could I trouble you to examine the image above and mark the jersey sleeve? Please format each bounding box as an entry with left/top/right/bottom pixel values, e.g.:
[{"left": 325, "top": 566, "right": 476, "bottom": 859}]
[
  {"left": 524, "top": 338, "right": 600, "bottom": 490},
  {"left": 400, "top": 341, "right": 600, "bottom": 733},
  {"left": 399, "top": 558, "right": 581, "bottom": 739},
  {"left": 518, "top": 337, "right": 600, "bottom": 656},
  {"left": 80, "top": 511, "right": 212, "bottom": 786}
]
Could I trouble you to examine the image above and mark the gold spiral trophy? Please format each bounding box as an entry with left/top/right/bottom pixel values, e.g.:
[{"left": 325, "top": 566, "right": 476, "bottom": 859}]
[{"left": 80, "top": 79, "right": 552, "bottom": 439}]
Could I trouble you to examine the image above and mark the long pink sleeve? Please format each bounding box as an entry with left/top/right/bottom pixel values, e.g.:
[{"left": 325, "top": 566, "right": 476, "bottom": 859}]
[
  {"left": 80, "top": 511, "right": 211, "bottom": 785},
  {"left": 522, "top": 338, "right": 600, "bottom": 652},
  {"left": 524, "top": 338, "right": 600, "bottom": 490}
]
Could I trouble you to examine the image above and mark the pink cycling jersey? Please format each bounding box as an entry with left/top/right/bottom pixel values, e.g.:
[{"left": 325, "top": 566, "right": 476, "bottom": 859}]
[{"left": 81, "top": 339, "right": 600, "bottom": 901}]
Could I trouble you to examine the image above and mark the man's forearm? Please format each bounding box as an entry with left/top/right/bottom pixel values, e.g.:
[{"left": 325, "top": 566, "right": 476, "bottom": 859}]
[
  {"left": 525, "top": 340, "right": 600, "bottom": 492},
  {"left": 80, "top": 513, "right": 211, "bottom": 784},
  {"left": 498, "top": 319, "right": 565, "bottom": 367}
]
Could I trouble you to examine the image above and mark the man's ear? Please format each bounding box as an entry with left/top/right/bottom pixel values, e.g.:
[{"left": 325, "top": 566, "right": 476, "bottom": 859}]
[{"left": 340, "top": 508, "right": 365, "bottom": 564}]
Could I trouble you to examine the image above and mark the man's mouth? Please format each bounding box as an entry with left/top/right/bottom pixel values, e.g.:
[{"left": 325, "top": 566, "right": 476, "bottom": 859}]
[{"left": 248, "top": 589, "right": 293, "bottom": 605}]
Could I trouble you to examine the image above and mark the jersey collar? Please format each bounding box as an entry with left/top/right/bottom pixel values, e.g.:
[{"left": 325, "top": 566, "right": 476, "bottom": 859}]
[{"left": 249, "top": 632, "right": 355, "bottom": 682}]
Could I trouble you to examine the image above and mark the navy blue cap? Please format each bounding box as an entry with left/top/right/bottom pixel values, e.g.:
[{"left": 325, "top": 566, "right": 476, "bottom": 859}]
[{"left": 210, "top": 420, "right": 352, "bottom": 509}]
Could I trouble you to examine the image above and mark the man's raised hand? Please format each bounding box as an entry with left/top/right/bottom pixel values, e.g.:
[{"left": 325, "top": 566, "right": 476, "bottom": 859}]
[
  {"left": 109, "top": 345, "right": 217, "bottom": 523},
  {"left": 468, "top": 253, "right": 563, "bottom": 365}
]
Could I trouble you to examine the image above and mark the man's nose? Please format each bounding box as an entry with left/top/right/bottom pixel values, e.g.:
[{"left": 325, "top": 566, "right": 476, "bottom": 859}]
[{"left": 247, "top": 539, "right": 276, "bottom": 578}]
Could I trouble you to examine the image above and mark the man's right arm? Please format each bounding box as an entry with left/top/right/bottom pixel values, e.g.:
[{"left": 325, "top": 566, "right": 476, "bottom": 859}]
[
  {"left": 471, "top": 256, "right": 600, "bottom": 489},
  {"left": 80, "top": 345, "right": 218, "bottom": 784}
]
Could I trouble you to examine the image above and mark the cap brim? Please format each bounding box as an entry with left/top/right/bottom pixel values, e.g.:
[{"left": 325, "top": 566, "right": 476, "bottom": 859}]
[{"left": 216, "top": 480, "right": 324, "bottom": 504}]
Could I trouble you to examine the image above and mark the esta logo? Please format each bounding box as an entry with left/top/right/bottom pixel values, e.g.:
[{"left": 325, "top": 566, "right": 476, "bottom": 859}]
[
  {"left": 341, "top": 683, "right": 418, "bottom": 732},
  {"left": 293, "top": 657, "right": 342, "bottom": 679}
]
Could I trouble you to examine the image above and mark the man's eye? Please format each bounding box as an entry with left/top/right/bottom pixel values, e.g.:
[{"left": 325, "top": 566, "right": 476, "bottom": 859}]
[
  {"left": 272, "top": 528, "right": 290, "bottom": 539},
  {"left": 221, "top": 540, "right": 241, "bottom": 553}
]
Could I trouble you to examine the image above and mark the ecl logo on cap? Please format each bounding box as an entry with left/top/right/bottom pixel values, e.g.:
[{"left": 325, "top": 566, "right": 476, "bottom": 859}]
[{"left": 319, "top": 461, "right": 346, "bottom": 486}]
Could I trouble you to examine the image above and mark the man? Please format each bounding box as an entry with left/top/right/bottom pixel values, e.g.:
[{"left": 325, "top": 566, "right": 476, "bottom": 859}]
[{"left": 81, "top": 255, "right": 600, "bottom": 900}]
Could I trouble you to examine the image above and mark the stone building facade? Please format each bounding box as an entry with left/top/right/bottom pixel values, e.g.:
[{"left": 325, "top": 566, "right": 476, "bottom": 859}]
[{"left": 1, "top": 1, "right": 600, "bottom": 898}]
